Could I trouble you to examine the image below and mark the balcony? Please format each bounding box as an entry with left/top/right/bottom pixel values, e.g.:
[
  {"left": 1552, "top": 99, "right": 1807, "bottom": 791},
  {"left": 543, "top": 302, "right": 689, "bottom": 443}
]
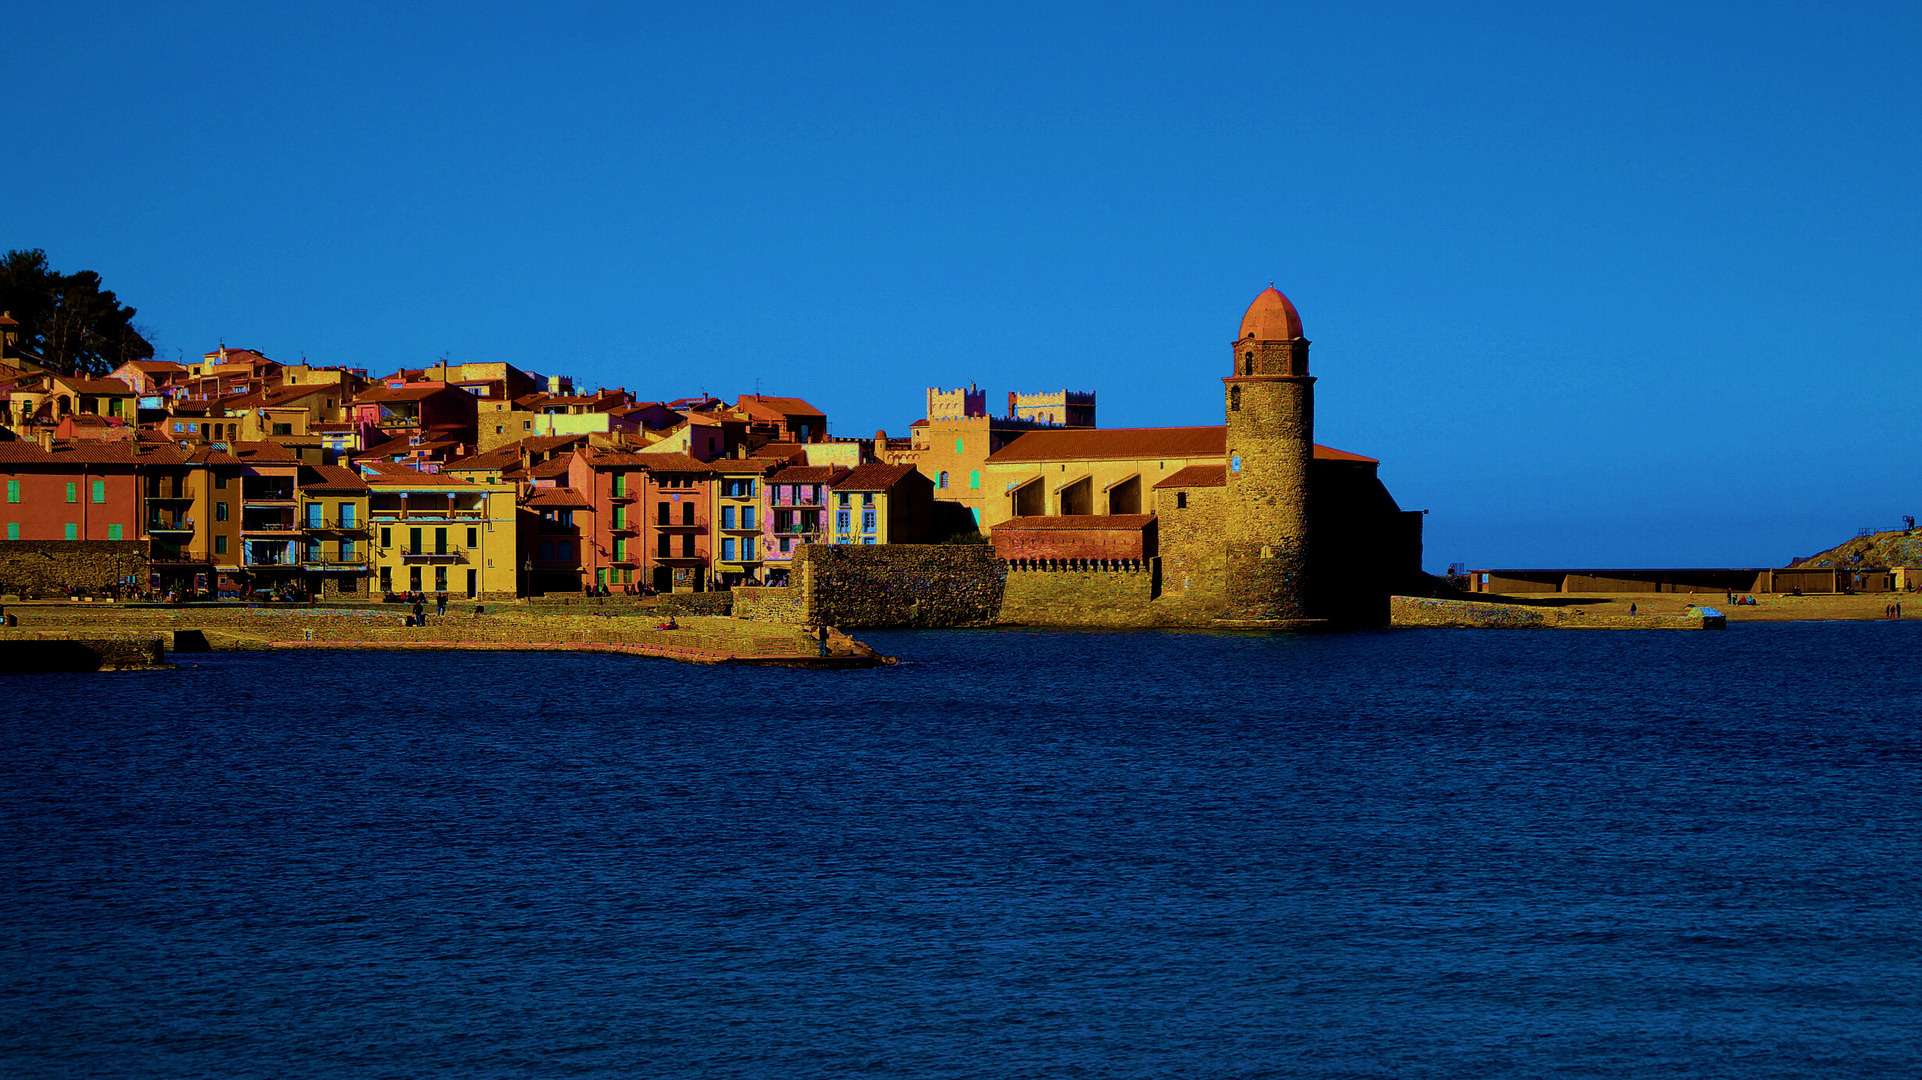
[
  {"left": 608, "top": 490, "right": 636, "bottom": 502},
  {"left": 242, "top": 497, "right": 298, "bottom": 508},
  {"left": 398, "top": 546, "right": 467, "bottom": 561},
  {"left": 302, "top": 554, "right": 371, "bottom": 569},
  {"left": 654, "top": 518, "right": 708, "bottom": 530},
  {"left": 241, "top": 524, "right": 303, "bottom": 536},
  {"left": 608, "top": 523, "right": 638, "bottom": 535},
  {"left": 368, "top": 506, "right": 486, "bottom": 521},
  {"left": 147, "top": 519, "right": 195, "bottom": 534},
  {"left": 144, "top": 490, "right": 193, "bottom": 502},
  {"left": 304, "top": 517, "right": 370, "bottom": 534}
]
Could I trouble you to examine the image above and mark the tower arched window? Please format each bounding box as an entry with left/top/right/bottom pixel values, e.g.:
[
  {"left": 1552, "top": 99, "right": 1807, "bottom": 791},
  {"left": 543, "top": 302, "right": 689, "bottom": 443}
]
[
  {"left": 938, "top": 471, "right": 949, "bottom": 489},
  {"left": 1230, "top": 385, "right": 1241, "bottom": 411},
  {"left": 1243, "top": 352, "right": 1255, "bottom": 375}
]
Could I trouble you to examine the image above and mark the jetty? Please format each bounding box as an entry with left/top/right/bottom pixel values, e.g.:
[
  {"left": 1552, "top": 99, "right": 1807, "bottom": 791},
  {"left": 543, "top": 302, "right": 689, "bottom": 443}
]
[{"left": 0, "top": 604, "right": 893, "bottom": 671}]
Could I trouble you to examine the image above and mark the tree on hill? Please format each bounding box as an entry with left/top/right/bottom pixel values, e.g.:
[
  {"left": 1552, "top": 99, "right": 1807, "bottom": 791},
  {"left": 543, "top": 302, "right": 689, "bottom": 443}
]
[{"left": 0, "top": 248, "right": 154, "bottom": 376}]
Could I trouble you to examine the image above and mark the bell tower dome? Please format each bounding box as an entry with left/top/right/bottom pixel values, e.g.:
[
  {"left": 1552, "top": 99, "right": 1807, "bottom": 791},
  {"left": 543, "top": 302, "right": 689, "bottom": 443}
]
[{"left": 1219, "top": 284, "right": 1318, "bottom": 627}]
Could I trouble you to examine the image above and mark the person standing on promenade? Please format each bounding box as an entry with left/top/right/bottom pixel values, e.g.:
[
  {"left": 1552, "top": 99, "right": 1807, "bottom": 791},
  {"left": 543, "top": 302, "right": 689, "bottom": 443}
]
[
  {"left": 436, "top": 592, "right": 448, "bottom": 618},
  {"left": 412, "top": 597, "right": 426, "bottom": 627},
  {"left": 814, "top": 623, "right": 830, "bottom": 657}
]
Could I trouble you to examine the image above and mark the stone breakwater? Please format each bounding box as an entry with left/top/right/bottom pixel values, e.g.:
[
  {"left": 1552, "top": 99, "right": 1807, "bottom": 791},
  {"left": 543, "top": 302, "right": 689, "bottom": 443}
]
[
  {"left": 1390, "top": 596, "right": 1724, "bottom": 630},
  {"left": 0, "top": 607, "right": 892, "bottom": 668}
]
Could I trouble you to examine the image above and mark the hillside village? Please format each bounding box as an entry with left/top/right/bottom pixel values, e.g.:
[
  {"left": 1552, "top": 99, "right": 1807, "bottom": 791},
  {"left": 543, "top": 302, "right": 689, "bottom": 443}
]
[{"left": 0, "top": 314, "right": 1141, "bottom": 601}]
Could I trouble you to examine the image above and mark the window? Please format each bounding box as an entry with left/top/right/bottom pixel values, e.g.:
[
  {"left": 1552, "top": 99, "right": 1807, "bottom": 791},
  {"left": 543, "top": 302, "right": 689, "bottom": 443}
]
[
  {"left": 215, "top": 502, "right": 229, "bottom": 522},
  {"left": 1230, "top": 385, "right": 1241, "bottom": 412},
  {"left": 466, "top": 568, "right": 478, "bottom": 598},
  {"left": 658, "top": 502, "right": 670, "bottom": 525},
  {"left": 91, "top": 480, "right": 105, "bottom": 504},
  {"left": 341, "top": 540, "right": 356, "bottom": 560},
  {"left": 173, "top": 422, "right": 184, "bottom": 433},
  {"left": 969, "top": 469, "right": 980, "bottom": 490},
  {"left": 938, "top": 471, "right": 948, "bottom": 489},
  {"left": 271, "top": 423, "right": 293, "bottom": 436},
  {"left": 1176, "top": 492, "right": 1188, "bottom": 509},
  {"left": 657, "top": 535, "right": 670, "bottom": 557},
  {"left": 720, "top": 505, "right": 735, "bottom": 529},
  {"left": 66, "top": 483, "right": 77, "bottom": 504},
  {"left": 65, "top": 522, "right": 77, "bottom": 540},
  {"left": 4, "top": 481, "right": 16, "bottom": 503},
  {"left": 380, "top": 526, "right": 392, "bottom": 547},
  {"left": 596, "top": 568, "right": 608, "bottom": 587},
  {"left": 4, "top": 523, "right": 14, "bottom": 539},
  {"left": 614, "top": 536, "right": 627, "bottom": 561},
  {"left": 681, "top": 533, "right": 694, "bottom": 557},
  {"left": 540, "top": 540, "right": 554, "bottom": 561},
  {"left": 862, "top": 509, "right": 876, "bottom": 533},
  {"left": 836, "top": 510, "right": 851, "bottom": 532},
  {"left": 838, "top": 492, "right": 850, "bottom": 507},
  {"left": 307, "top": 503, "right": 324, "bottom": 528},
  {"left": 340, "top": 503, "right": 356, "bottom": 527},
  {"left": 215, "top": 534, "right": 228, "bottom": 555},
  {"left": 863, "top": 536, "right": 876, "bottom": 545},
  {"left": 435, "top": 566, "right": 447, "bottom": 591},
  {"left": 863, "top": 493, "right": 874, "bottom": 506},
  {"left": 467, "top": 527, "right": 477, "bottom": 547},
  {"left": 722, "top": 537, "right": 736, "bottom": 561},
  {"left": 523, "top": 420, "right": 533, "bottom": 430},
  {"left": 105, "top": 522, "right": 121, "bottom": 541},
  {"left": 557, "top": 541, "right": 573, "bottom": 561},
  {"left": 612, "top": 472, "right": 627, "bottom": 497},
  {"left": 379, "top": 565, "right": 391, "bottom": 589},
  {"left": 741, "top": 506, "right": 755, "bottom": 530},
  {"left": 215, "top": 475, "right": 227, "bottom": 489},
  {"left": 682, "top": 503, "right": 694, "bottom": 526},
  {"left": 955, "top": 438, "right": 964, "bottom": 453},
  {"left": 495, "top": 426, "right": 504, "bottom": 434}
]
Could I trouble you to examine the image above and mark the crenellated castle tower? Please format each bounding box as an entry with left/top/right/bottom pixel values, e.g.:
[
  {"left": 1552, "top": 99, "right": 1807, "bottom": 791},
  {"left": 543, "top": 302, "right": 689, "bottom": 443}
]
[{"left": 1218, "top": 286, "right": 1318, "bottom": 627}]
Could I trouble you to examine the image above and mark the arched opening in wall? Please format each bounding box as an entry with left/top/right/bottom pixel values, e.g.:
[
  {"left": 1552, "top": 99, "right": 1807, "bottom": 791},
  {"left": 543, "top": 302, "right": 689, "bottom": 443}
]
[
  {"left": 1243, "top": 352, "right": 1255, "bottom": 375},
  {"left": 1011, "top": 477, "right": 1045, "bottom": 518},
  {"left": 1106, "top": 475, "right": 1140, "bottom": 515},
  {"left": 55, "top": 395, "right": 71, "bottom": 417},
  {"left": 1230, "top": 385, "right": 1241, "bottom": 411}
]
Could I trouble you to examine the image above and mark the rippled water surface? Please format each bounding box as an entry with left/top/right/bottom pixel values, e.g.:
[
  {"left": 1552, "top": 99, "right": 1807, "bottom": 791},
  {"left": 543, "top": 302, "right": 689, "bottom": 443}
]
[{"left": 5, "top": 624, "right": 1922, "bottom": 1077}]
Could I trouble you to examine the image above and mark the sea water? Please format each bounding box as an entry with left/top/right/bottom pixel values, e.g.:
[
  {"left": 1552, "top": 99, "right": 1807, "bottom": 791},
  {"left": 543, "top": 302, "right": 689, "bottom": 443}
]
[{"left": 4, "top": 623, "right": 1921, "bottom": 1078}]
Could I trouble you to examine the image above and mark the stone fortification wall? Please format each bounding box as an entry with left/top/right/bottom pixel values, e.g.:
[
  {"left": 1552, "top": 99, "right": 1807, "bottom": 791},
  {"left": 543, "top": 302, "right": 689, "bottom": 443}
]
[
  {"left": 998, "top": 561, "right": 1161, "bottom": 627},
  {"left": 0, "top": 541, "right": 149, "bottom": 598},
  {"left": 1391, "top": 596, "right": 1551, "bottom": 628},
  {"left": 1154, "top": 486, "right": 1227, "bottom": 617},
  {"left": 731, "top": 586, "right": 806, "bottom": 625},
  {"left": 795, "top": 544, "right": 1005, "bottom": 628},
  {"left": 0, "top": 632, "right": 167, "bottom": 671}
]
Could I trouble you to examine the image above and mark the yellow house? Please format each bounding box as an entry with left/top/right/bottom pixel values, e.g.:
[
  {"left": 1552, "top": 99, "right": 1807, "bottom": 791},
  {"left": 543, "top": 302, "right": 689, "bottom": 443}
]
[
  {"left": 981, "top": 427, "right": 1228, "bottom": 528},
  {"left": 297, "top": 464, "right": 372, "bottom": 598},
  {"left": 364, "top": 463, "right": 519, "bottom": 600},
  {"left": 826, "top": 464, "right": 935, "bottom": 545}
]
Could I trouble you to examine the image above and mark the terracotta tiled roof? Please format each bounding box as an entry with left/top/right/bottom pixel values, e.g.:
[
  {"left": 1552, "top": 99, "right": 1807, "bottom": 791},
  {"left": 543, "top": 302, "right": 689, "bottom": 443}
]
[
  {"left": 362, "top": 463, "right": 472, "bottom": 487},
  {"left": 220, "top": 383, "right": 335, "bottom": 410},
  {"left": 128, "top": 360, "right": 189, "bottom": 374},
  {"left": 300, "top": 464, "right": 370, "bottom": 492},
  {"left": 994, "top": 514, "right": 1157, "bottom": 531},
  {"left": 527, "top": 455, "right": 575, "bottom": 479},
  {"left": 630, "top": 452, "right": 712, "bottom": 473},
  {"left": 1153, "top": 464, "right": 1226, "bottom": 489},
  {"left": 229, "top": 441, "right": 299, "bottom": 462},
  {"left": 736, "top": 394, "right": 825, "bottom": 419},
  {"left": 523, "top": 486, "right": 592, "bottom": 509},
  {"left": 766, "top": 464, "right": 845, "bottom": 484},
  {"left": 832, "top": 463, "right": 920, "bottom": 491},
  {"left": 992, "top": 425, "right": 1377, "bottom": 466}
]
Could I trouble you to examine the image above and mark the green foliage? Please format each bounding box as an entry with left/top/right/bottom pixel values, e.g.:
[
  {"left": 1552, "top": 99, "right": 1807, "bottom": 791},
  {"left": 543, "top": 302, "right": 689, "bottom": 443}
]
[{"left": 0, "top": 248, "right": 153, "bottom": 376}]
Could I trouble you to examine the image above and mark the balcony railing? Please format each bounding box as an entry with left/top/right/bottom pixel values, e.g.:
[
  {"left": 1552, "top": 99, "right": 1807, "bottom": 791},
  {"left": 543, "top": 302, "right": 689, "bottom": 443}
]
[
  {"left": 302, "top": 517, "right": 370, "bottom": 532},
  {"left": 397, "top": 546, "right": 467, "bottom": 561},
  {"left": 368, "top": 507, "right": 486, "bottom": 521},
  {"left": 147, "top": 519, "right": 194, "bottom": 534},
  {"left": 144, "top": 490, "right": 193, "bottom": 502},
  {"left": 241, "top": 523, "right": 302, "bottom": 536},
  {"left": 302, "top": 555, "right": 371, "bottom": 568},
  {"left": 654, "top": 518, "right": 708, "bottom": 530},
  {"left": 242, "top": 497, "right": 298, "bottom": 507}
]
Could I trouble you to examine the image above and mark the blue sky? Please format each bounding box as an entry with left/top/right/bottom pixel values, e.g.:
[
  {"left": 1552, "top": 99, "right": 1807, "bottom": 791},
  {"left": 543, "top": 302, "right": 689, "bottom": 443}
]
[{"left": 7, "top": 1, "right": 1918, "bottom": 569}]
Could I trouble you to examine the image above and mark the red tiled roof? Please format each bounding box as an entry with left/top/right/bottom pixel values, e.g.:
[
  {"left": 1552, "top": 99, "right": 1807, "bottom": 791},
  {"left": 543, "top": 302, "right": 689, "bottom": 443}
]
[
  {"left": 736, "top": 394, "right": 825, "bottom": 419},
  {"left": 991, "top": 425, "right": 1377, "bottom": 465},
  {"left": 630, "top": 452, "right": 712, "bottom": 474},
  {"left": 52, "top": 376, "right": 136, "bottom": 395},
  {"left": 528, "top": 456, "right": 575, "bottom": 478},
  {"left": 362, "top": 463, "right": 472, "bottom": 487},
  {"left": 766, "top": 464, "right": 845, "bottom": 484},
  {"left": 300, "top": 465, "right": 371, "bottom": 492},
  {"left": 993, "top": 514, "right": 1157, "bottom": 531},
  {"left": 354, "top": 384, "right": 454, "bottom": 403},
  {"left": 1154, "top": 464, "right": 1226, "bottom": 489},
  {"left": 230, "top": 441, "right": 298, "bottom": 462},
  {"left": 523, "top": 486, "right": 592, "bottom": 509},
  {"left": 832, "top": 463, "right": 921, "bottom": 492}
]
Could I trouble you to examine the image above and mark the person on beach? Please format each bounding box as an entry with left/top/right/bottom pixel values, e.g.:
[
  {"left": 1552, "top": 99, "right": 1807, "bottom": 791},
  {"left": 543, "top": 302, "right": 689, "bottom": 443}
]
[
  {"left": 1630, "top": 603, "right": 1637, "bottom": 616},
  {"left": 412, "top": 597, "right": 426, "bottom": 626}
]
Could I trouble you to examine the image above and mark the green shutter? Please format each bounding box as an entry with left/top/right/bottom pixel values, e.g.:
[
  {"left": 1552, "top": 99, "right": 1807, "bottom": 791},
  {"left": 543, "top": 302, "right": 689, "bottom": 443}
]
[
  {"left": 65, "top": 522, "right": 77, "bottom": 540},
  {"left": 5, "top": 480, "right": 17, "bottom": 502},
  {"left": 108, "top": 523, "right": 123, "bottom": 541},
  {"left": 92, "top": 480, "right": 106, "bottom": 503},
  {"left": 5, "top": 523, "right": 16, "bottom": 540},
  {"left": 66, "top": 483, "right": 77, "bottom": 503},
  {"left": 969, "top": 470, "right": 980, "bottom": 489}
]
